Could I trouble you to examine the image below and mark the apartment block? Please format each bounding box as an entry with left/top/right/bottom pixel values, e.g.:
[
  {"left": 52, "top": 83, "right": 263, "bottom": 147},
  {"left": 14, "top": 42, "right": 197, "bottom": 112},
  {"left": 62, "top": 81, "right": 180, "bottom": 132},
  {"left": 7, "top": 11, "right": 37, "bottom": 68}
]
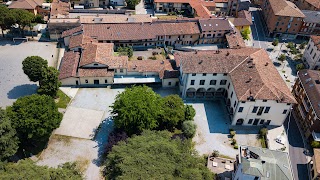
[
  {"left": 176, "top": 49, "right": 296, "bottom": 126},
  {"left": 300, "top": 11, "right": 320, "bottom": 36},
  {"left": 198, "top": 18, "right": 233, "bottom": 44},
  {"left": 262, "top": 0, "right": 305, "bottom": 38},
  {"left": 227, "top": 0, "right": 250, "bottom": 17},
  {"left": 289, "top": 0, "right": 320, "bottom": 11},
  {"left": 303, "top": 35, "right": 320, "bottom": 69},
  {"left": 292, "top": 70, "right": 320, "bottom": 141}
]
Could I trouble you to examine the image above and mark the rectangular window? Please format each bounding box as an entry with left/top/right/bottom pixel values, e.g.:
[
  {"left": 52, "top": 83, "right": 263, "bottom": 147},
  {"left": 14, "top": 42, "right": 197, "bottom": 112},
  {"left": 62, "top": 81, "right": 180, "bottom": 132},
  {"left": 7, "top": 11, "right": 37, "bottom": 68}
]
[
  {"left": 192, "top": 73, "right": 196, "bottom": 76},
  {"left": 264, "top": 107, "right": 270, "bottom": 113},
  {"left": 223, "top": 73, "right": 227, "bottom": 76},
  {"left": 310, "top": 49, "right": 314, "bottom": 54},
  {"left": 168, "top": 82, "right": 171, "bottom": 86},
  {"left": 210, "top": 80, "right": 216, "bottom": 85},
  {"left": 120, "top": 69, "right": 123, "bottom": 73},
  {"left": 234, "top": 101, "right": 237, "bottom": 107},
  {"left": 257, "top": 107, "right": 265, "bottom": 116},
  {"left": 238, "top": 107, "right": 244, "bottom": 112},
  {"left": 220, "top": 80, "right": 227, "bottom": 85},
  {"left": 260, "top": 119, "right": 265, "bottom": 124},
  {"left": 228, "top": 83, "right": 230, "bottom": 89},
  {"left": 85, "top": 79, "right": 88, "bottom": 83},
  {"left": 105, "top": 79, "right": 108, "bottom": 83},
  {"left": 248, "top": 119, "right": 253, "bottom": 124},
  {"left": 190, "top": 80, "right": 195, "bottom": 85},
  {"left": 253, "top": 119, "right": 259, "bottom": 125},
  {"left": 252, "top": 106, "right": 258, "bottom": 113},
  {"left": 203, "top": 73, "right": 207, "bottom": 76},
  {"left": 283, "top": 109, "right": 288, "bottom": 114},
  {"left": 307, "top": 44, "right": 311, "bottom": 50},
  {"left": 213, "top": 73, "right": 217, "bottom": 76},
  {"left": 266, "top": 120, "right": 271, "bottom": 125},
  {"left": 200, "top": 80, "right": 205, "bottom": 85},
  {"left": 231, "top": 92, "right": 233, "bottom": 98},
  {"left": 169, "top": 36, "right": 171, "bottom": 39},
  {"left": 263, "top": 100, "right": 267, "bottom": 102}
]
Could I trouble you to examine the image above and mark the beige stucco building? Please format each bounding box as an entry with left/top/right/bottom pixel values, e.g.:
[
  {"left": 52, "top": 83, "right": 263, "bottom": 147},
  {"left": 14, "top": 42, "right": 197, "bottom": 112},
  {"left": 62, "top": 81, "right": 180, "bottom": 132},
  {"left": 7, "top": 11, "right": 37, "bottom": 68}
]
[{"left": 303, "top": 35, "right": 320, "bottom": 69}]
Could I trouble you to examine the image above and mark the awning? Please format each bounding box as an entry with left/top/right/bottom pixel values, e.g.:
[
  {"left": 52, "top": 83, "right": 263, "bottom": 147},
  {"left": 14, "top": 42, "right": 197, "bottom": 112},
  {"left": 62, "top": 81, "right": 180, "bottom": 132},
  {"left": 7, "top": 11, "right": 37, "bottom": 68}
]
[{"left": 114, "top": 76, "right": 161, "bottom": 84}]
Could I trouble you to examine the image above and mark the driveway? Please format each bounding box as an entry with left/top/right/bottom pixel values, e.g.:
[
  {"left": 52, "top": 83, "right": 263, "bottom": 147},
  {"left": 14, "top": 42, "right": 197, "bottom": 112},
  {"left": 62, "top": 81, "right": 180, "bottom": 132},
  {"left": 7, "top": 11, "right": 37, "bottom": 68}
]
[{"left": 0, "top": 40, "right": 58, "bottom": 108}]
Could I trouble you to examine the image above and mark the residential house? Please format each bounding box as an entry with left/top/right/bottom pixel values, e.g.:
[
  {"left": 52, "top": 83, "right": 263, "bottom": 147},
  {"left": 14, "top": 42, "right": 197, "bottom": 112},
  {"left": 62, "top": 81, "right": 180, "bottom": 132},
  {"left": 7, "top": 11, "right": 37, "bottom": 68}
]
[
  {"left": 227, "top": 0, "right": 251, "bottom": 17},
  {"left": 175, "top": 48, "right": 296, "bottom": 126},
  {"left": 59, "top": 41, "right": 179, "bottom": 87},
  {"left": 62, "top": 22, "right": 201, "bottom": 48},
  {"left": 289, "top": 0, "right": 320, "bottom": 11},
  {"left": 311, "top": 148, "right": 320, "bottom": 180},
  {"left": 225, "top": 29, "right": 246, "bottom": 48},
  {"left": 303, "top": 35, "right": 320, "bottom": 69},
  {"left": 198, "top": 18, "right": 233, "bottom": 44},
  {"left": 262, "top": 0, "right": 305, "bottom": 38},
  {"left": 228, "top": 10, "right": 252, "bottom": 31},
  {"left": 233, "top": 145, "right": 294, "bottom": 179},
  {"left": 8, "top": 0, "right": 46, "bottom": 15},
  {"left": 300, "top": 10, "right": 320, "bottom": 36},
  {"left": 292, "top": 69, "right": 320, "bottom": 141}
]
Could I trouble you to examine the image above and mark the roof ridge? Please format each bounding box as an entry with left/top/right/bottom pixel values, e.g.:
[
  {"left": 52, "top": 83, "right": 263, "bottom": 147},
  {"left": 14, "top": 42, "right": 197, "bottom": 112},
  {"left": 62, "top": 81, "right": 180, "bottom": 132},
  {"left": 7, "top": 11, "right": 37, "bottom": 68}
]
[{"left": 228, "top": 56, "right": 250, "bottom": 73}]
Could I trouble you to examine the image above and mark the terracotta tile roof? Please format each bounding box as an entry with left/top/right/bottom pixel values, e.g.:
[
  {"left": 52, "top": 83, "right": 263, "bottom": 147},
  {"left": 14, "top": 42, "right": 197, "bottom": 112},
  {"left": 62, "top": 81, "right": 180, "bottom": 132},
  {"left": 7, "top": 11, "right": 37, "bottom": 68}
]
[
  {"left": 311, "top": 35, "right": 320, "bottom": 50},
  {"left": 80, "top": 22, "right": 200, "bottom": 41},
  {"left": 305, "top": 0, "right": 320, "bottom": 9},
  {"left": 199, "top": 18, "right": 233, "bottom": 31},
  {"left": 80, "top": 43, "right": 128, "bottom": 68},
  {"left": 128, "top": 60, "right": 168, "bottom": 73},
  {"left": 228, "top": 10, "right": 252, "bottom": 26},
  {"left": 80, "top": 14, "right": 152, "bottom": 24},
  {"left": 225, "top": 29, "right": 246, "bottom": 48},
  {"left": 61, "top": 25, "right": 83, "bottom": 37},
  {"left": 50, "top": 0, "right": 70, "bottom": 18},
  {"left": 175, "top": 48, "right": 296, "bottom": 103},
  {"left": 78, "top": 68, "right": 115, "bottom": 77},
  {"left": 268, "top": 0, "right": 305, "bottom": 17},
  {"left": 191, "top": 3, "right": 212, "bottom": 18},
  {"left": 8, "top": 0, "right": 42, "bottom": 9},
  {"left": 154, "top": 0, "right": 188, "bottom": 3},
  {"left": 297, "top": 69, "right": 320, "bottom": 118},
  {"left": 69, "top": 34, "right": 97, "bottom": 49},
  {"left": 59, "top": 51, "right": 80, "bottom": 80}
]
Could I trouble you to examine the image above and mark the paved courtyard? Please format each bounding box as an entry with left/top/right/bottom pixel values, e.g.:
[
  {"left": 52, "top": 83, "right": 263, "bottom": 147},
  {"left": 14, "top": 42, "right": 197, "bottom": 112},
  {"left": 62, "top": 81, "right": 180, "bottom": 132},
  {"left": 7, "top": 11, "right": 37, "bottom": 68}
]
[
  {"left": 0, "top": 40, "right": 58, "bottom": 108},
  {"left": 189, "top": 99, "right": 261, "bottom": 158}
]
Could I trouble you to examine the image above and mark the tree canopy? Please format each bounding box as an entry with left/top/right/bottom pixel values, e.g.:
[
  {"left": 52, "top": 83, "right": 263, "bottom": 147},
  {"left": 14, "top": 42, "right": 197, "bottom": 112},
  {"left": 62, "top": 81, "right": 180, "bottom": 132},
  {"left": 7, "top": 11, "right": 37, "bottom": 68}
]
[
  {"left": 0, "top": 108, "right": 19, "bottom": 161},
  {"left": 104, "top": 130, "right": 213, "bottom": 180},
  {"left": 111, "top": 86, "right": 196, "bottom": 136},
  {"left": 6, "top": 94, "right": 62, "bottom": 143},
  {"left": 11, "top": 9, "right": 35, "bottom": 32},
  {"left": 111, "top": 86, "right": 161, "bottom": 135},
  {"left": 38, "top": 66, "right": 61, "bottom": 97},
  {"left": 0, "top": 160, "right": 83, "bottom": 180},
  {"left": 125, "top": 0, "right": 140, "bottom": 9},
  {"left": 22, "top": 56, "right": 48, "bottom": 82},
  {"left": 240, "top": 28, "right": 251, "bottom": 40},
  {"left": 182, "top": 121, "right": 197, "bottom": 138}
]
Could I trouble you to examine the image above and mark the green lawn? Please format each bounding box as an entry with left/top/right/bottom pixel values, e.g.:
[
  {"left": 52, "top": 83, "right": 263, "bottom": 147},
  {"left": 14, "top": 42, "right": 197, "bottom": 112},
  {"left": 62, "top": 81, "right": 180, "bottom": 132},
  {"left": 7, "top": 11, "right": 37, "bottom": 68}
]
[{"left": 55, "top": 90, "right": 71, "bottom": 109}]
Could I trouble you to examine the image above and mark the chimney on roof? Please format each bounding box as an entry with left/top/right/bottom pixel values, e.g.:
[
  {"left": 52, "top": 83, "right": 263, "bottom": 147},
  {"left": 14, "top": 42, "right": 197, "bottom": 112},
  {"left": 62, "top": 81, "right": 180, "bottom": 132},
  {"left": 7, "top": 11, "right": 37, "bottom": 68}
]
[
  {"left": 265, "top": 62, "right": 269, "bottom": 66},
  {"left": 195, "top": 50, "right": 198, "bottom": 54},
  {"left": 199, "top": 60, "right": 203, "bottom": 64},
  {"left": 226, "top": 51, "right": 230, "bottom": 56}
]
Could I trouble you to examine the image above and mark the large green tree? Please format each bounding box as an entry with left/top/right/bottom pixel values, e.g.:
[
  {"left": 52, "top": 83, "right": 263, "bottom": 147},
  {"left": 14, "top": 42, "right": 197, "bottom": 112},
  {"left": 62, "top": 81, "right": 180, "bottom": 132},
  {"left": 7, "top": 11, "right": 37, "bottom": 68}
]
[
  {"left": 0, "top": 160, "right": 83, "bottom": 179},
  {"left": 22, "top": 56, "right": 48, "bottom": 82},
  {"left": 111, "top": 86, "right": 161, "bottom": 135},
  {"left": 38, "top": 66, "right": 61, "bottom": 97},
  {"left": 0, "top": 109, "right": 19, "bottom": 161},
  {"left": 158, "top": 95, "right": 185, "bottom": 130},
  {"left": 105, "top": 130, "right": 213, "bottom": 179},
  {"left": 11, "top": 9, "right": 35, "bottom": 35},
  {"left": 0, "top": 6, "right": 16, "bottom": 37},
  {"left": 125, "top": 0, "right": 140, "bottom": 9},
  {"left": 6, "top": 94, "right": 62, "bottom": 143}
]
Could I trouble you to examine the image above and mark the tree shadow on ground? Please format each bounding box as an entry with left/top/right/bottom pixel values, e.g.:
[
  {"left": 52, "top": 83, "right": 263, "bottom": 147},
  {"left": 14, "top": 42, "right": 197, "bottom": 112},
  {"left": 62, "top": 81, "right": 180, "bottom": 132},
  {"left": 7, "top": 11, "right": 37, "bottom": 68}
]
[
  {"left": 92, "top": 117, "right": 114, "bottom": 167},
  {"left": 273, "top": 62, "right": 282, "bottom": 67},
  {"left": 7, "top": 84, "right": 37, "bottom": 99},
  {"left": 286, "top": 57, "right": 299, "bottom": 76}
]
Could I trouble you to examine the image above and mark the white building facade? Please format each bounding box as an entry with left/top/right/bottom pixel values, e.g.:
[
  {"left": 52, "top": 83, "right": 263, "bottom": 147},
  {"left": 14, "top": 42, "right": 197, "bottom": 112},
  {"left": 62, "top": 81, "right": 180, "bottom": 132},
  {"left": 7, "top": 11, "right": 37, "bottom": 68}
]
[{"left": 303, "top": 35, "right": 320, "bottom": 70}]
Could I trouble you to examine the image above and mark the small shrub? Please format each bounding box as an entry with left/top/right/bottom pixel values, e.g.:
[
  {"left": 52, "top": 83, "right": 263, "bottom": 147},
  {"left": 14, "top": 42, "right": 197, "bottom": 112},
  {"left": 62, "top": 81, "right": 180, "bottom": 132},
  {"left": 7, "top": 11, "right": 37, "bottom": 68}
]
[
  {"left": 296, "top": 63, "right": 305, "bottom": 71},
  {"left": 148, "top": 56, "right": 157, "bottom": 60},
  {"left": 260, "top": 128, "right": 268, "bottom": 137},
  {"left": 286, "top": 42, "right": 295, "bottom": 49},
  {"left": 278, "top": 54, "right": 286, "bottom": 62},
  {"left": 182, "top": 121, "right": 197, "bottom": 138},
  {"left": 234, "top": 144, "right": 238, "bottom": 149},
  {"left": 152, "top": 51, "right": 158, "bottom": 55},
  {"left": 230, "top": 131, "right": 236, "bottom": 138},
  {"left": 229, "top": 128, "right": 234, "bottom": 132},
  {"left": 231, "top": 138, "right": 237, "bottom": 145},
  {"left": 311, "top": 141, "right": 320, "bottom": 148},
  {"left": 184, "top": 105, "right": 196, "bottom": 121},
  {"left": 272, "top": 39, "right": 279, "bottom": 46},
  {"left": 137, "top": 56, "right": 143, "bottom": 60},
  {"left": 211, "top": 150, "right": 219, "bottom": 157}
]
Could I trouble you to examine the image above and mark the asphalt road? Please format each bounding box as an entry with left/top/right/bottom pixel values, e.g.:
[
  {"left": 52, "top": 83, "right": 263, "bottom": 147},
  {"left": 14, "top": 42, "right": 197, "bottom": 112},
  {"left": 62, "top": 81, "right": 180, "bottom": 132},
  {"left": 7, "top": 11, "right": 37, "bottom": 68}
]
[
  {"left": 284, "top": 114, "right": 311, "bottom": 180},
  {"left": 250, "top": 8, "right": 268, "bottom": 49}
]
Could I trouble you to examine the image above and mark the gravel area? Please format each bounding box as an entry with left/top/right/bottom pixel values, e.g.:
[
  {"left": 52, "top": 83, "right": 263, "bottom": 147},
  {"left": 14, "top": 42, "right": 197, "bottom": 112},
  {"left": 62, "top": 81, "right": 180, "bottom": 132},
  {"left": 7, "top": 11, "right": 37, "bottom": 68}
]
[{"left": 0, "top": 40, "right": 58, "bottom": 108}]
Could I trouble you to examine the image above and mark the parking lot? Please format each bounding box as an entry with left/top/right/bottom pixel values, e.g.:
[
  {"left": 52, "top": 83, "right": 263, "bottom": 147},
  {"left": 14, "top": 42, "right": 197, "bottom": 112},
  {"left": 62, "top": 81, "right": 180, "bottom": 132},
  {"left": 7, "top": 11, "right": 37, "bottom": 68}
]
[
  {"left": 189, "top": 99, "right": 261, "bottom": 158},
  {"left": 0, "top": 40, "right": 58, "bottom": 108}
]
